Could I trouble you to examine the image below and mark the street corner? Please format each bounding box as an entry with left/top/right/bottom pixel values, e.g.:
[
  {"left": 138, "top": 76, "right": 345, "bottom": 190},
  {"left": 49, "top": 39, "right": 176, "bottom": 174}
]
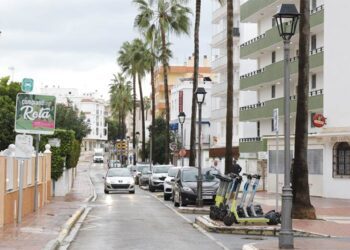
[{"left": 195, "top": 215, "right": 279, "bottom": 236}]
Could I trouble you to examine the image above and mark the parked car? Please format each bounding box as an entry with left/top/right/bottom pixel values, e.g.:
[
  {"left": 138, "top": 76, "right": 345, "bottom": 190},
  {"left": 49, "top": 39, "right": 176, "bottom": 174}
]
[
  {"left": 139, "top": 168, "right": 152, "bottom": 187},
  {"left": 149, "top": 165, "right": 172, "bottom": 192},
  {"left": 134, "top": 163, "right": 151, "bottom": 185},
  {"left": 104, "top": 168, "right": 135, "bottom": 194},
  {"left": 173, "top": 167, "right": 219, "bottom": 207},
  {"left": 93, "top": 148, "right": 104, "bottom": 163},
  {"left": 108, "top": 160, "right": 121, "bottom": 168},
  {"left": 163, "top": 166, "right": 181, "bottom": 200}
]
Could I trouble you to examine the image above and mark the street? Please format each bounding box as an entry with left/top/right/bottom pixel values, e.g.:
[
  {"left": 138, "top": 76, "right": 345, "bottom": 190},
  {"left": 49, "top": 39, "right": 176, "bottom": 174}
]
[{"left": 69, "top": 162, "right": 273, "bottom": 250}]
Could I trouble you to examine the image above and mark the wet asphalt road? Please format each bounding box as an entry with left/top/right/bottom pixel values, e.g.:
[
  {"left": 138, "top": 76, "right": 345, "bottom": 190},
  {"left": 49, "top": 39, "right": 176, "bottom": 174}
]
[{"left": 69, "top": 162, "right": 272, "bottom": 250}]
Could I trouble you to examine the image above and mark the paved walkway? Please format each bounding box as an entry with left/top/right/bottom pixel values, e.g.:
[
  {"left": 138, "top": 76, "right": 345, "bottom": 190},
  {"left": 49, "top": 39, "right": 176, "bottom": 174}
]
[{"left": 0, "top": 153, "right": 93, "bottom": 250}]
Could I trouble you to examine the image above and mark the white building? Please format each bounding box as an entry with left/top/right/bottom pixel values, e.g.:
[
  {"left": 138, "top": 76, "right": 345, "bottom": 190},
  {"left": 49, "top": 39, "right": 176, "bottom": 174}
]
[
  {"left": 40, "top": 86, "right": 108, "bottom": 152},
  {"left": 210, "top": 0, "right": 257, "bottom": 172},
  {"left": 239, "top": 0, "right": 350, "bottom": 199},
  {"left": 170, "top": 78, "right": 212, "bottom": 168}
]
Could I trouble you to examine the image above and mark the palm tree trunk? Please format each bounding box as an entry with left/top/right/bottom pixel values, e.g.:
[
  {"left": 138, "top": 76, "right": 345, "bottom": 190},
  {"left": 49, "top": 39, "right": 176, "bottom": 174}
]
[
  {"left": 225, "top": 0, "right": 234, "bottom": 174},
  {"left": 160, "top": 26, "right": 170, "bottom": 164},
  {"left": 133, "top": 74, "right": 137, "bottom": 165},
  {"left": 151, "top": 62, "right": 156, "bottom": 163},
  {"left": 138, "top": 74, "right": 146, "bottom": 162},
  {"left": 189, "top": 0, "right": 201, "bottom": 167},
  {"left": 292, "top": 0, "right": 316, "bottom": 219}
]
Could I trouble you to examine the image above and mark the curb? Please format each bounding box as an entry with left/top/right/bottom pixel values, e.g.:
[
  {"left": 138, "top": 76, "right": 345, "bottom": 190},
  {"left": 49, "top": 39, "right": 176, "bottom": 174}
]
[
  {"left": 44, "top": 168, "right": 96, "bottom": 250},
  {"left": 178, "top": 207, "right": 210, "bottom": 215},
  {"left": 195, "top": 216, "right": 330, "bottom": 238}
]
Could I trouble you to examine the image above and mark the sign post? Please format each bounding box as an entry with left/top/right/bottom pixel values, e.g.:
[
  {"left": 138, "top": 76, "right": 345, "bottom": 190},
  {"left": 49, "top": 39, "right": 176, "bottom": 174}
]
[
  {"left": 15, "top": 134, "right": 33, "bottom": 224},
  {"left": 15, "top": 93, "right": 56, "bottom": 212},
  {"left": 273, "top": 108, "right": 279, "bottom": 211}
]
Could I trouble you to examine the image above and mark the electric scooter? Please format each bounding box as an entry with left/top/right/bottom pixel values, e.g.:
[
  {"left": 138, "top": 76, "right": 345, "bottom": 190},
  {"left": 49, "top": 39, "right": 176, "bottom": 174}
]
[
  {"left": 246, "top": 174, "right": 264, "bottom": 217},
  {"left": 210, "top": 173, "right": 233, "bottom": 220},
  {"left": 236, "top": 173, "right": 252, "bottom": 218},
  {"left": 223, "top": 175, "right": 281, "bottom": 226}
]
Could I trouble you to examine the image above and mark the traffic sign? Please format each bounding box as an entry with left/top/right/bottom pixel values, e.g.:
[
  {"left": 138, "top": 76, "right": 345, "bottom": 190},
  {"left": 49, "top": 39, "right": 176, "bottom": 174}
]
[
  {"left": 15, "top": 134, "right": 33, "bottom": 159},
  {"left": 48, "top": 138, "right": 61, "bottom": 147},
  {"left": 273, "top": 108, "right": 279, "bottom": 132},
  {"left": 21, "top": 78, "right": 34, "bottom": 93},
  {"left": 169, "top": 142, "right": 177, "bottom": 151}
]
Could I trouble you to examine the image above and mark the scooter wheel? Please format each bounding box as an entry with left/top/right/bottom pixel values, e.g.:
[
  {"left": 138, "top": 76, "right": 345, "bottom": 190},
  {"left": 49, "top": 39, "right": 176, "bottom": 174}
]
[
  {"left": 218, "top": 208, "right": 228, "bottom": 221},
  {"left": 210, "top": 207, "right": 219, "bottom": 220},
  {"left": 223, "top": 213, "right": 237, "bottom": 226}
]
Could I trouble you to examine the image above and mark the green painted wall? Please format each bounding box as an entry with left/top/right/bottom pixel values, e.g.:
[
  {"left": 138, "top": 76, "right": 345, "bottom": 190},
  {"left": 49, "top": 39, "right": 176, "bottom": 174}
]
[
  {"left": 239, "top": 139, "right": 267, "bottom": 153},
  {"left": 241, "top": 0, "right": 277, "bottom": 21}
]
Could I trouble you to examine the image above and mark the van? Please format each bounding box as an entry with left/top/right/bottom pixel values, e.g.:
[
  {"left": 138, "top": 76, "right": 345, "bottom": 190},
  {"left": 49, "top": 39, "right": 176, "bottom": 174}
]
[{"left": 93, "top": 148, "right": 104, "bottom": 163}]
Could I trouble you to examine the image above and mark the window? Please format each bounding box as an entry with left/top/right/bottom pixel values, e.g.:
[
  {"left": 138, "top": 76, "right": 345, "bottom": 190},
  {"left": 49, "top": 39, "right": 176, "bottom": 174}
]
[
  {"left": 311, "top": 35, "right": 317, "bottom": 51},
  {"left": 333, "top": 142, "right": 350, "bottom": 177},
  {"left": 271, "top": 85, "right": 276, "bottom": 98},
  {"left": 272, "top": 51, "right": 276, "bottom": 63},
  {"left": 310, "top": 112, "right": 316, "bottom": 128},
  {"left": 257, "top": 121, "right": 260, "bottom": 137},
  {"left": 312, "top": 0, "right": 317, "bottom": 10},
  {"left": 271, "top": 119, "right": 274, "bottom": 132},
  {"left": 311, "top": 74, "right": 317, "bottom": 89}
]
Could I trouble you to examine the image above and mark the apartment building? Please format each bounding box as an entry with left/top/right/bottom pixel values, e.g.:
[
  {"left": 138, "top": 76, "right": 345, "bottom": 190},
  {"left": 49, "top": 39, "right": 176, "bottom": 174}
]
[
  {"left": 154, "top": 55, "right": 213, "bottom": 117},
  {"left": 239, "top": 0, "right": 349, "bottom": 199}
]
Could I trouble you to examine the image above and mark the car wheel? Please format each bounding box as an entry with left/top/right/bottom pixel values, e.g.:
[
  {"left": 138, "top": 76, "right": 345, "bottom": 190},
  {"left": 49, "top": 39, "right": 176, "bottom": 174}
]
[
  {"left": 164, "top": 193, "right": 170, "bottom": 201},
  {"left": 104, "top": 189, "right": 109, "bottom": 194},
  {"left": 129, "top": 190, "right": 135, "bottom": 194},
  {"left": 149, "top": 184, "right": 155, "bottom": 192},
  {"left": 179, "top": 193, "right": 187, "bottom": 207},
  {"left": 174, "top": 192, "right": 180, "bottom": 207}
]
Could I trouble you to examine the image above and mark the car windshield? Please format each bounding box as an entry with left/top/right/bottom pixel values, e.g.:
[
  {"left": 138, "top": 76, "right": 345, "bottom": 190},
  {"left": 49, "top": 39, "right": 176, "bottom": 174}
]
[
  {"left": 182, "top": 169, "right": 217, "bottom": 182},
  {"left": 95, "top": 153, "right": 103, "bottom": 156},
  {"left": 107, "top": 168, "right": 131, "bottom": 177},
  {"left": 141, "top": 168, "right": 151, "bottom": 174},
  {"left": 153, "top": 166, "right": 170, "bottom": 173},
  {"left": 137, "top": 165, "right": 149, "bottom": 172},
  {"left": 127, "top": 165, "right": 136, "bottom": 172},
  {"left": 168, "top": 167, "right": 179, "bottom": 177}
]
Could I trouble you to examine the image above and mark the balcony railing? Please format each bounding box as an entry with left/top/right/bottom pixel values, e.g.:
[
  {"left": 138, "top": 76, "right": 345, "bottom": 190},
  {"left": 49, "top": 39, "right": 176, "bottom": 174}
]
[
  {"left": 212, "top": 28, "right": 240, "bottom": 47},
  {"left": 240, "top": 47, "right": 324, "bottom": 90},
  {"left": 241, "top": 0, "right": 277, "bottom": 21},
  {"left": 240, "top": 89, "right": 323, "bottom": 121},
  {"left": 239, "top": 137, "right": 267, "bottom": 153},
  {"left": 240, "top": 6, "right": 324, "bottom": 58},
  {"left": 212, "top": 55, "right": 227, "bottom": 70}
]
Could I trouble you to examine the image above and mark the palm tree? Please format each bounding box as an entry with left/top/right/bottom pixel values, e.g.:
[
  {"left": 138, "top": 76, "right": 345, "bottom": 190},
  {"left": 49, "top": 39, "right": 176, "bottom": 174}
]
[
  {"left": 118, "top": 41, "right": 138, "bottom": 164},
  {"left": 144, "top": 96, "right": 151, "bottom": 121},
  {"left": 133, "top": 0, "right": 191, "bottom": 163},
  {"left": 292, "top": 0, "right": 316, "bottom": 219},
  {"left": 109, "top": 73, "right": 133, "bottom": 140},
  {"left": 225, "top": 0, "right": 234, "bottom": 174}
]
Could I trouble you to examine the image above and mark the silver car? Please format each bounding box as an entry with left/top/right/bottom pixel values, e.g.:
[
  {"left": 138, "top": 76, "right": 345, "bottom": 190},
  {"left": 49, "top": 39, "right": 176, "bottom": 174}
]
[{"left": 104, "top": 168, "right": 135, "bottom": 194}]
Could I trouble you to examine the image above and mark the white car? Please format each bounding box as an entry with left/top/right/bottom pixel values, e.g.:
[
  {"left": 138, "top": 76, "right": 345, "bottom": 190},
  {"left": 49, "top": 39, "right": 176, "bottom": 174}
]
[
  {"left": 149, "top": 165, "right": 172, "bottom": 192},
  {"left": 104, "top": 168, "right": 135, "bottom": 194},
  {"left": 164, "top": 166, "right": 181, "bottom": 200}
]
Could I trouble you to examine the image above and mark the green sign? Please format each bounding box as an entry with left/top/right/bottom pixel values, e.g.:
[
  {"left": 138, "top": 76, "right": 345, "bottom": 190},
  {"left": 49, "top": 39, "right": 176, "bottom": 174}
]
[
  {"left": 21, "top": 78, "right": 34, "bottom": 92},
  {"left": 15, "top": 93, "right": 56, "bottom": 135}
]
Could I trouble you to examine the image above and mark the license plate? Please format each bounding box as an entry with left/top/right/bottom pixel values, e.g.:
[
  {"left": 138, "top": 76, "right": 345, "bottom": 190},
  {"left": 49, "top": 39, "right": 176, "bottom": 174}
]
[{"left": 203, "top": 195, "right": 213, "bottom": 199}]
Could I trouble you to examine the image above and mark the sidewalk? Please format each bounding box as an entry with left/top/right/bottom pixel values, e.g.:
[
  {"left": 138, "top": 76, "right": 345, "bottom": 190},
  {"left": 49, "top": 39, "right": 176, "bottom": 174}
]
[
  {"left": 242, "top": 192, "right": 350, "bottom": 250},
  {"left": 0, "top": 152, "right": 93, "bottom": 250}
]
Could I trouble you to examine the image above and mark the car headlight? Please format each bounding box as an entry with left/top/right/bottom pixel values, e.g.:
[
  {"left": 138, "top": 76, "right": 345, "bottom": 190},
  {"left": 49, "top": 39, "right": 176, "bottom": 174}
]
[
  {"left": 105, "top": 178, "right": 111, "bottom": 184},
  {"left": 129, "top": 179, "right": 135, "bottom": 185},
  {"left": 152, "top": 176, "right": 159, "bottom": 180},
  {"left": 182, "top": 186, "right": 193, "bottom": 193}
]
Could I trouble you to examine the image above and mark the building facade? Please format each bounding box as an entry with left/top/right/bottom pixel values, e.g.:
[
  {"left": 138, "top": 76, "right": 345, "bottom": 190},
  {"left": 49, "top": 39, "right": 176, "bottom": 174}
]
[{"left": 239, "top": 0, "right": 349, "bottom": 199}]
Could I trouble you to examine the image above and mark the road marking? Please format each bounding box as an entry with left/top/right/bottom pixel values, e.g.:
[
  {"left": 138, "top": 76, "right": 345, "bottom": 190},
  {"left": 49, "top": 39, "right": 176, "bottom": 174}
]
[{"left": 148, "top": 191, "right": 229, "bottom": 250}]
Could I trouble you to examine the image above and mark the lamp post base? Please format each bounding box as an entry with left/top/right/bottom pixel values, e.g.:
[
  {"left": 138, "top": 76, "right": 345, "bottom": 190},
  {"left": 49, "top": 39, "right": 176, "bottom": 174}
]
[{"left": 279, "top": 186, "right": 294, "bottom": 249}]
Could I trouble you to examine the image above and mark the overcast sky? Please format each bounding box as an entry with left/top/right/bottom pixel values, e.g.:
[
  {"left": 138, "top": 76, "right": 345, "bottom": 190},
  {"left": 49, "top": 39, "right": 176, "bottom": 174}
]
[{"left": 0, "top": 0, "right": 215, "bottom": 98}]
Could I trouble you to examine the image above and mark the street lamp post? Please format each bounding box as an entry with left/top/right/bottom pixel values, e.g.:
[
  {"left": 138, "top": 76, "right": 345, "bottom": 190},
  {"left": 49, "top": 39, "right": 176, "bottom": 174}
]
[
  {"left": 274, "top": 4, "right": 300, "bottom": 249},
  {"left": 178, "top": 112, "right": 186, "bottom": 167},
  {"left": 127, "top": 136, "right": 130, "bottom": 164},
  {"left": 135, "top": 132, "right": 140, "bottom": 164},
  {"left": 195, "top": 87, "right": 207, "bottom": 207}
]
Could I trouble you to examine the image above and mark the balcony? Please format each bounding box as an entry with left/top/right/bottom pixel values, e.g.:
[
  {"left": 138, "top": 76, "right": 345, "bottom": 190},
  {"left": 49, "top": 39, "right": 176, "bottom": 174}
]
[
  {"left": 211, "top": 107, "right": 227, "bottom": 120},
  {"left": 211, "top": 81, "right": 239, "bottom": 96},
  {"left": 240, "top": 89, "right": 323, "bottom": 122},
  {"left": 240, "top": 0, "right": 277, "bottom": 22},
  {"left": 240, "top": 47, "right": 324, "bottom": 91},
  {"left": 212, "top": 55, "right": 227, "bottom": 70},
  {"left": 212, "top": 4, "right": 227, "bottom": 23},
  {"left": 241, "top": 6, "right": 324, "bottom": 59},
  {"left": 212, "top": 28, "right": 240, "bottom": 48},
  {"left": 239, "top": 137, "right": 267, "bottom": 153}
]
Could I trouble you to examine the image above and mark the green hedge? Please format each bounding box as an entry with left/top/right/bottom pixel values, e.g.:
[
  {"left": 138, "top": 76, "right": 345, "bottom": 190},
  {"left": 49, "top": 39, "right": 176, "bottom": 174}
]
[{"left": 40, "top": 129, "right": 81, "bottom": 181}]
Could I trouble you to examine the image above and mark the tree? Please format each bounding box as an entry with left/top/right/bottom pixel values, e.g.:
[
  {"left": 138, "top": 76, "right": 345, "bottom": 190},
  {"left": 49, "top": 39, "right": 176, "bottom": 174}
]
[
  {"left": 118, "top": 41, "right": 138, "bottom": 164},
  {"left": 133, "top": 0, "right": 191, "bottom": 163},
  {"left": 0, "top": 77, "right": 21, "bottom": 150},
  {"left": 225, "top": 0, "right": 234, "bottom": 174},
  {"left": 147, "top": 117, "right": 167, "bottom": 164},
  {"left": 55, "top": 103, "right": 90, "bottom": 142},
  {"left": 144, "top": 96, "right": 151, "bottom": 121},
  {"left": 189, "top": 0, "right": 201, "bottom": 167},
  {"left": 109, "top": 73, "right": 133, "bottom": 139},
  {"left": 292, "top": 0, "right": 316, "bottom": 219}
]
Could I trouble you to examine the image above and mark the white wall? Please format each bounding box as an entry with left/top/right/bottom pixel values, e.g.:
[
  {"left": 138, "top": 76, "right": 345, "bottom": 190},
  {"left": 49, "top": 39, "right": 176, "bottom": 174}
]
[{"left": 324, "top": 0, "right": 350, "bottom": 128}]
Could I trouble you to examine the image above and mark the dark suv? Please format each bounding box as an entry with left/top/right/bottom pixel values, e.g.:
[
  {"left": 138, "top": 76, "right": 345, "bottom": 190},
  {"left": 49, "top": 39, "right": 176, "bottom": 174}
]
[{"left": 173, "top": 167, "right": 219, "bottom": 207}]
